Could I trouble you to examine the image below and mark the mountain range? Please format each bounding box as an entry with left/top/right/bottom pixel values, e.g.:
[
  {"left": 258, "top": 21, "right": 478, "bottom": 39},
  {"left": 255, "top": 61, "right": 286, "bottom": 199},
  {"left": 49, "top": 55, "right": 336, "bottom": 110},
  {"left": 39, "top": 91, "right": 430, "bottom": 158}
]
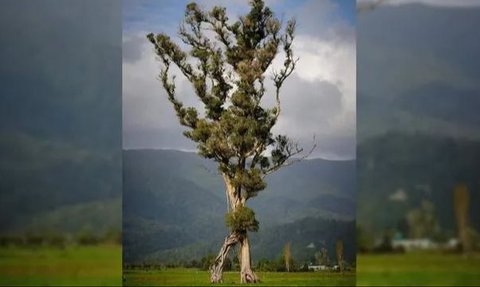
[
  {"left": 358, "top": 132, "right": 480, "bottom": 238},
  {"left": 357, "top": 3, "right": 480, "bottom": 239},
  {"left": 123, "top": 149, "right": 356, "bottom": 265}
]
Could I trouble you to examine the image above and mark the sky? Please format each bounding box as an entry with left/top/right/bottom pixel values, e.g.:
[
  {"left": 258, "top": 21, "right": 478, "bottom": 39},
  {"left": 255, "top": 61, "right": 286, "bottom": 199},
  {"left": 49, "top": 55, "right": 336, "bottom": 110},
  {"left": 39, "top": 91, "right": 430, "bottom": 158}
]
[
  {"left": 0, "top": 0, "right": 122, "bottom": 231},
  {"left": 123, "top": 0, "right": 356, "bottom": 160},
  {"left": 357, "top": 0, "right": 480, "bottom": 141},
  {"left": 0, "top": 0, "right": 121, "bottom": 152},
  {"left": 376, "top": 0, "right": 480, "bottom": 7}
]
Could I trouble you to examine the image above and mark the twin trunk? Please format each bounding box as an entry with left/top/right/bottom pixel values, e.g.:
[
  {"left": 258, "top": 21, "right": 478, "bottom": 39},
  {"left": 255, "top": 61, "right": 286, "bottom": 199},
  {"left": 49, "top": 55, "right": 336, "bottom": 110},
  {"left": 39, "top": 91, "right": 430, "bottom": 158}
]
[
  {"left": 209, "top": 176, "right": 259, "bottom": 284},
  {"left": 209, "top": 231, "right": 258, "bottom": 283}
]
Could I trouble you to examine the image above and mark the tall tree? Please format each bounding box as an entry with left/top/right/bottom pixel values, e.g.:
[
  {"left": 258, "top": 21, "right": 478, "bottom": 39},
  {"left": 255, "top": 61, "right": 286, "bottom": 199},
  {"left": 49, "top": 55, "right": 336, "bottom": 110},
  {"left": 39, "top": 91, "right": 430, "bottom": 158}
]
[
  {"left": 283, "top": 241, "right": 292, "bottom": 272},
  {"left": 406, "top": 200, "right": 439, "bottom": 239},
  {"left": 316, "top": 247, "right": 330, "bottom": 266},
  {"left": 335, "top": 240, "right": 344, "bottom": 272},
  {"left": 454, "top": 184, "right": 471, "bottom": 253},
  {"left": 147, "top": 0, "right": 309, "bottom": 283}
]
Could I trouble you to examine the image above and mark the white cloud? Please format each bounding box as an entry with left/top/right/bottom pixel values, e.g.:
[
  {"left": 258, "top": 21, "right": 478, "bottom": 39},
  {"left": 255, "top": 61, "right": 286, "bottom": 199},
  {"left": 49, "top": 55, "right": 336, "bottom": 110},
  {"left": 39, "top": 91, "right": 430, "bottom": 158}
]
[
  {"left": 260, "top": 32, "right": 356, "bottom": 159},
  {"left": 122, "top": 33, "right": 201, "bottom": 149},
  {"left": 293, "top": 34, "right": 356, "bottom": 113}
]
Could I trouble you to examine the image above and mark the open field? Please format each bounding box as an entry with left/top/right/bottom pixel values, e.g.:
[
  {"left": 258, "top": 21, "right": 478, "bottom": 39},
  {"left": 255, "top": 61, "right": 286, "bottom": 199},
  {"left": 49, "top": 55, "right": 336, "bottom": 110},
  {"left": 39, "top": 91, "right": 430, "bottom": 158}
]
[
  {"left": 357, "top": 252, "right": 480, "bottom": 286},
  {"left": 124, "top": 268, "right": 355, "bottom": 286},
  {"left": 0, "top": 245, "right": 122, "bottom": 286}
]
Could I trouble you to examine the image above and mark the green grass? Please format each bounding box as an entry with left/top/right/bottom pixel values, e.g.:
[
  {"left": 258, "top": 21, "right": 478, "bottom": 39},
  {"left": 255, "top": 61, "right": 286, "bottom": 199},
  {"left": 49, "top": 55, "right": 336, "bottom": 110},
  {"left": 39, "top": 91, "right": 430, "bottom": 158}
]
[
  {"left": 123, "top": 268, "right": 355, "bottom": 286},
  {"left": 0, "top": 245, "right": 122, "bottom": 286},
  {"left": 357, "top": 252, "right": 480, "bottom": 286}
]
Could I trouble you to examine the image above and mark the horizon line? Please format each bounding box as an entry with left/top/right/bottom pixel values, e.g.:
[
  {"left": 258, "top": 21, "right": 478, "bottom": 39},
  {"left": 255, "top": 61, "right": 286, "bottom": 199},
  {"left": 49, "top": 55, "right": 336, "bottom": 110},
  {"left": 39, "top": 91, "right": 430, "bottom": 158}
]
[{"left": 122, "top": 147, "right": 356, "bottom": 161}]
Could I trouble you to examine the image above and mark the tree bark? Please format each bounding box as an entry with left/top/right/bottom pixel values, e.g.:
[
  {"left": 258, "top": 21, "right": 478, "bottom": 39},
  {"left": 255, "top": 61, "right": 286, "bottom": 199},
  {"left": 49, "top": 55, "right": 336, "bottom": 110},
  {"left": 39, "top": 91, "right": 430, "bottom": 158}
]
[
  {"left": 210, "top": 232, "right": 241, "bottom": 283},
  {"left": 210, "top": 174, "right": 259, "bottom": 284},
  {"left": 239, "top": 233, "right": 259, "bottom": 283}
]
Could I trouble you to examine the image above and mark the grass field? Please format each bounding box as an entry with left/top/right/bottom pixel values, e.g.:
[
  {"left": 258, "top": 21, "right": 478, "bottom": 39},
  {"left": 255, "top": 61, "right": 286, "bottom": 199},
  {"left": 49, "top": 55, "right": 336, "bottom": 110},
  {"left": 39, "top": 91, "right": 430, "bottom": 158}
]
[
  {"left": 123, "top": 268, "right": 355, "bottom": 286},
  {"left": 6, "top": 247, "right": 479, "bottom": 286},
  {"left": 357, "top": 252, "right": 480, "bottom": 286},
  {"left": 0, "top": 245, "right": 122, "bottom": 286}
]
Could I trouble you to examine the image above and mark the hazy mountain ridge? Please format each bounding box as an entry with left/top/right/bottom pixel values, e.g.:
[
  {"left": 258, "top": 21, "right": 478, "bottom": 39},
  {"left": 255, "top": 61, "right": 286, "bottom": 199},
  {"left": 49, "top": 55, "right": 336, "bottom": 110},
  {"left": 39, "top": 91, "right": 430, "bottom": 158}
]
[
  {"left": 123, "top": 149, "right": 356, "bottom": 264},
  {"left": 357, "top": 132, "right": 480, "bottom": 236}
]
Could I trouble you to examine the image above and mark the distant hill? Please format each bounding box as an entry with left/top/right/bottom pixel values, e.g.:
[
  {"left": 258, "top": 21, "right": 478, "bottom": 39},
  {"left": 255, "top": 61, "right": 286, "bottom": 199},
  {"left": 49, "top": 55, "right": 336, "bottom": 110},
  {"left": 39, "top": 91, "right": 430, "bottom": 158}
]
[
  {"left": 357, "top": 132, "right": 480, "bottom": 237},
  {"left": 139, "top": 217, "right": 356, "bottom": 267},
  {"left": 0, "top": 132, "right": 121, "bottom": 236},
  {"left": 358, "top": 84, "right": 480, "bottom": 143},
  {"left": 357, "top": 3, "right": 480, "bottom": 242},
  {"left": 123, "top": 149, "right": 356, "bottom": 265}
]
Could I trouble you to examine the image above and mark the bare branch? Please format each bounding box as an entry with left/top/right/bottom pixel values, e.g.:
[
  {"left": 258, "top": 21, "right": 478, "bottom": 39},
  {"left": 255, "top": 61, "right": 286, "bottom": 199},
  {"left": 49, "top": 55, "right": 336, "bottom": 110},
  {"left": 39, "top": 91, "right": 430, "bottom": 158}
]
[{"left": 262, "top": 135, "right": 317, "bottom": 177}]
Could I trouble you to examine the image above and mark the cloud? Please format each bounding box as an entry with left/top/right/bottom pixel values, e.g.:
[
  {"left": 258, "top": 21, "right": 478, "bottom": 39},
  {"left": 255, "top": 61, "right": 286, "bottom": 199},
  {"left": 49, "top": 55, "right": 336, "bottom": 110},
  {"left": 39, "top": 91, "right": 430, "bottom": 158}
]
[
  {"left": 357, "top": 2, "right": 480, "bottom": 141},
  {"left": 0, "top": 0, "right": 122, "bottom": 231},
  {"left": 358, "top": 0, "right": 480, "bottom": 8},
  {"left": 358, "top": 2, "right": 480, "bottom": 99},
  {"left": 292, "top": 34, "right": 356, "bottom": 112},
  {"left": 265, "top": 33, "right": 356, "bottom": 159},
  {"left": 123, "top": 0, "right": 356, "bottom": 160},
  {"left": 386, "top": 0, "right": 480, "bottom": 7}
]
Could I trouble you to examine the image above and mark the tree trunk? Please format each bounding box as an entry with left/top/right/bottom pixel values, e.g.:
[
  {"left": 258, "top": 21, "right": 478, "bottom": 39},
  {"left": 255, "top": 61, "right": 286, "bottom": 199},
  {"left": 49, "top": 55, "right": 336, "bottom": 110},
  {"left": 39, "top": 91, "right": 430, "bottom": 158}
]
[
  {"left": 210, "top": 232, "right": 241, "bottom": 283},
  {"left": 210, "top": 173, "right": 259, "bottom": 284},
  {"left": 239, "top": 233, "right": 259, "bottom": 283}
]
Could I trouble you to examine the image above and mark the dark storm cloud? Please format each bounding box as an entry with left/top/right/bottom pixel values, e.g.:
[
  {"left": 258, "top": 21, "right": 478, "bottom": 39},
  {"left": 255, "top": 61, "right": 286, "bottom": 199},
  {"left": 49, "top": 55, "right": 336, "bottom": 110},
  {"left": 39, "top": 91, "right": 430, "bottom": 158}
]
[
  {"left": 358, "top": 4, "right": 480, "bottom": 140},
  {"left": 0, "top": 0, "right": 121, "bottom": 150},
  {"left": 0, "top": 0, "right": 122, "bottom": 231},
  {"left": 358, "top": 3, "right": 480, "bottom": 97}
]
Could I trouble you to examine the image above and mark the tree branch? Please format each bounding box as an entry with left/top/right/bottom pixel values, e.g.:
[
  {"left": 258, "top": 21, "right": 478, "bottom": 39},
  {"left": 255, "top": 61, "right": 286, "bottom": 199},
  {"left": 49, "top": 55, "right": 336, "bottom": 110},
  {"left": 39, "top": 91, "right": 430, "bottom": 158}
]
[{"left": 262, "top": 135, "right": 317, "bottom": 177}]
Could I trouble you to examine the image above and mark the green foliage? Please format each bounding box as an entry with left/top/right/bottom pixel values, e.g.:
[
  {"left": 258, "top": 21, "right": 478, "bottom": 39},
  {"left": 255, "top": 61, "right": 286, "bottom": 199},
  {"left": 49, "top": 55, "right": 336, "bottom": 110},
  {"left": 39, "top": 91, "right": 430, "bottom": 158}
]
[
  {"left": 231, "top": 168, "right": 266, "bottom": 198},
  {"left": 315, "top": 247, "right": 331, "bottom": 266},
  {"left": 356, "top": 225, "right": 374, "bottom": 253},
  {"left": 256, "top": 258, "right": 277, "bottom": 272},
  {"left": 225, "top": 206, "right": 259, "bottom": 232},
  {"left": 232, "top": 255, "right": 240, "bottom": 271},
  {"left": 147, "top": 0, "right": 302, "bottom": 202},
  {"left": 223, "top": 257, "right": 233, "bottom": 271},
  {"left": 123, "top": 150, "right": 356, "bottom": 266},
  {"left": 0, "top": 132, "right": 122, "bottom": 235},
  {"left": 255, "top": 257, "right": 296, "bottom": 272},
  {"left": 357, "top": 132, "right": 480, "bottom": 238},
  {"left": 76, "top": 227, "right": 100, "bottom": 245},
  {"left": 406, "top": 200, "right": 440, "bottom": 239},
  {"left": 200, "top": 254, "right": 216, "bottom": 271}
]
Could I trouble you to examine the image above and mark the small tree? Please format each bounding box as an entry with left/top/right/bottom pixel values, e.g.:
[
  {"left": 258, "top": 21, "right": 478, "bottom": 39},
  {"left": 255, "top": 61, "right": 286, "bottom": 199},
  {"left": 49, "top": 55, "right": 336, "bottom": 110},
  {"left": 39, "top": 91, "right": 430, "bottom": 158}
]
[
  {"left": 335, "top": 240, "right": 344, "bottom": 272},
  {"left": 316, "top": 247, "right": 330, "bottom": 266},
  {"left": 147, "top": 0, "right": 311, "bottom": 283},
  {"left": 283, "top": 241, "right": 292, "bottom": 272},
  {"left": 406, "top": 200, "right": 439, "bottom": 239},
  {"left": 454, "top": 184, "right": 471, "bottom": 253}
]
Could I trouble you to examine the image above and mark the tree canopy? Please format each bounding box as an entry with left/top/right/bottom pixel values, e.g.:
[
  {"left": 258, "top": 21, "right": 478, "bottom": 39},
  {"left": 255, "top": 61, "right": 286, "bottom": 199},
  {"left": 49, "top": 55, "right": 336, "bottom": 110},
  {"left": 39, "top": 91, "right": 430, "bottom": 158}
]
[{"left": 147, "top": 0, "right": 307, "bottom": 204}]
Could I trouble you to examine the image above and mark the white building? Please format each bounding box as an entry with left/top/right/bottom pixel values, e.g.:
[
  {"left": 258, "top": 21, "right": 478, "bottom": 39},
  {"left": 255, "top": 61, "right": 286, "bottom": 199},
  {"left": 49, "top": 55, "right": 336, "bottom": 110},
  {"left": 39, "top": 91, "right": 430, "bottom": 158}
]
[
  {"left": 392, "top": 238, "right": 438, "bottom": 251},
  {"left": 308, "top": 265, "right": 329, "bottom": 271}
]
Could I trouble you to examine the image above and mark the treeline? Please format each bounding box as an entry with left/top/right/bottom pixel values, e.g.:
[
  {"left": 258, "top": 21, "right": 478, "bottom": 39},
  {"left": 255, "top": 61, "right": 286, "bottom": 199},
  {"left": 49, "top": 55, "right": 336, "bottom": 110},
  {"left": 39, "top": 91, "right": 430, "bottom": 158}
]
[
  {"left": 0, "top": 229, "right": 121, "bottom": 248},
  {"left": 124, "top": 254, "right": 354, "bottom": 273},
  {"left": 357, "top": 133, "right": 480, "bottom": 239}
]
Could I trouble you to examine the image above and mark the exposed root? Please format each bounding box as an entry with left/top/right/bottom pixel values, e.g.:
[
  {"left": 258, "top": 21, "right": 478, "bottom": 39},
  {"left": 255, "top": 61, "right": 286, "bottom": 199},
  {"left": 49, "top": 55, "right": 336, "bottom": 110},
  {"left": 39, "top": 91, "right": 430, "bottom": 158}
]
[{"left": 240, "top": 268, "right": 259, "bottom": 283}]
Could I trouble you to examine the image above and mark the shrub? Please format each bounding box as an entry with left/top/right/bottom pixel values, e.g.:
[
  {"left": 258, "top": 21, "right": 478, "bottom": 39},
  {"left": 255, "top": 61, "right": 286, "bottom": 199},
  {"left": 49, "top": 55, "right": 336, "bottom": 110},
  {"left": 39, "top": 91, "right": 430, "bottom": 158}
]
[{"left": 225, "top": 206, "right": 259, "bottom": 232}]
